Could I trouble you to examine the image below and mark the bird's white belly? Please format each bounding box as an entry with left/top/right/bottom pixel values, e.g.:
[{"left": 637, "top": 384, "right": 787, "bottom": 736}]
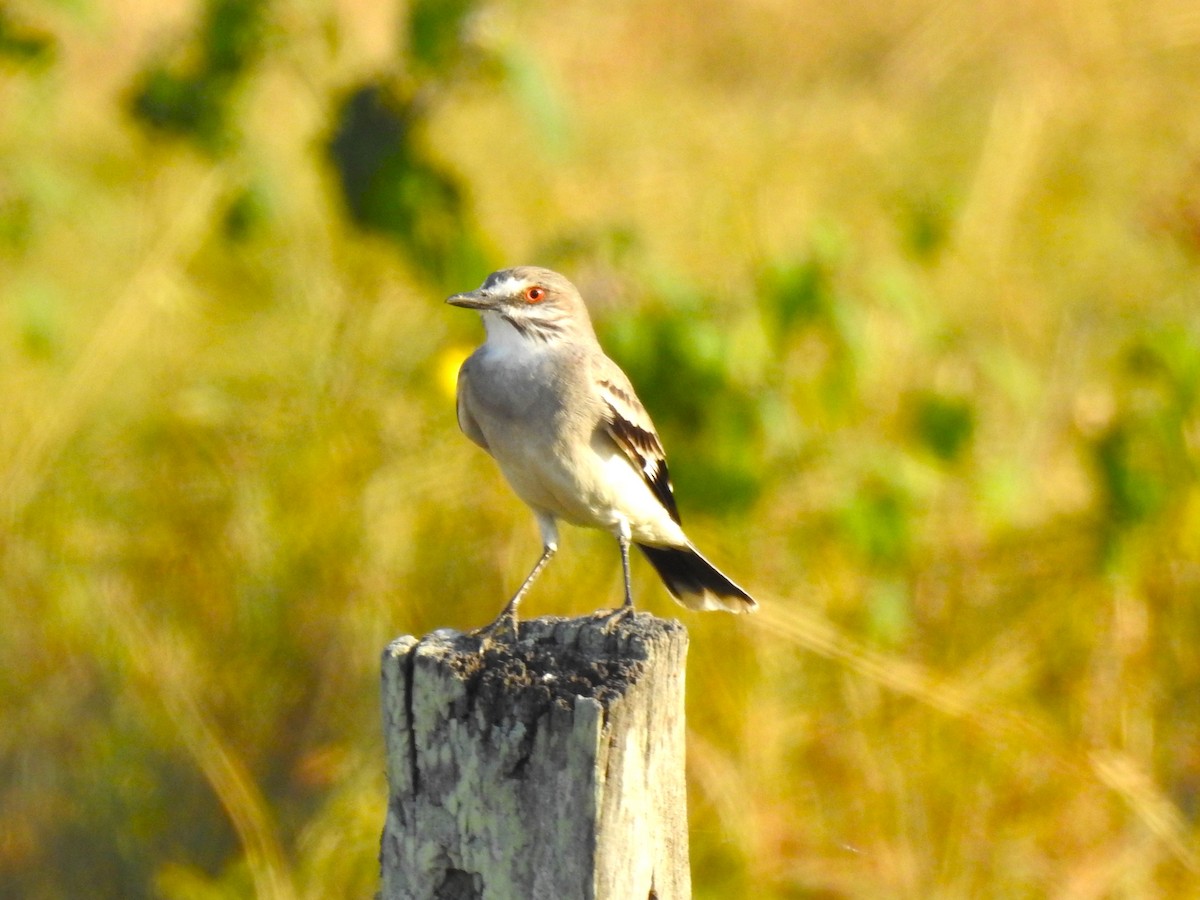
[{"left": 491, "top": 433, "right": 685, "bottom": 547}]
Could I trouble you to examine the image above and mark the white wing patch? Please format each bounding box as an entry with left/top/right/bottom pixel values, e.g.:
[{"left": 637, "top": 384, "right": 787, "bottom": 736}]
[{"left": 597, "top": 374, "right": 680, "bottom": 525}]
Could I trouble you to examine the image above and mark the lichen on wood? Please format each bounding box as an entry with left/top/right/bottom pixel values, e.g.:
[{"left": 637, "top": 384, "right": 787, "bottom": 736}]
[{"left": 379, "top": 611, "right": 690, "bottom": 900}]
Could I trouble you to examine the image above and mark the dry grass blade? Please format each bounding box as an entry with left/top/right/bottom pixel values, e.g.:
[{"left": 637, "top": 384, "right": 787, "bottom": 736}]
[
  {"left": 96, "top": 580, "right": 298, "bottom": 900},
  {"left": 756, "top": 600, "right": 1198, "bottom": 873},
  {"left": 0, "top": 171, "right": 225, "bottom": 526}
]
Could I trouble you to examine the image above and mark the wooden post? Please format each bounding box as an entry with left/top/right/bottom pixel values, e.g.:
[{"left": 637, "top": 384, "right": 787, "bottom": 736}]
[{"left": 378, "top": 611, "right": 690, "bottom": 900}]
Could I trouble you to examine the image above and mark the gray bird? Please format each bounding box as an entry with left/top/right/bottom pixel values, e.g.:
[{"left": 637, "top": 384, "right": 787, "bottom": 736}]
[{"left": 448, "top": 266, "right": 757, "bottom": 634}]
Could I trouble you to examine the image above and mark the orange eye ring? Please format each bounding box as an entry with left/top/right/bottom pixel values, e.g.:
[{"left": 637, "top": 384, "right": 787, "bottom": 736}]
[{"left": 524, "top": 286, "right": 546, "bottom": 303}]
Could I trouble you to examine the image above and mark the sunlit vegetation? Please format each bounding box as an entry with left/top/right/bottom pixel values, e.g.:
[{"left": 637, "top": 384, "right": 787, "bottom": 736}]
[{"left": 3, "top": 0, "right": 1200, "bottom": 896}]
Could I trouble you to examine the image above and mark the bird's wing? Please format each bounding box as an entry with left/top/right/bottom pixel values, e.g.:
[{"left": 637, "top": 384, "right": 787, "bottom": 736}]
[
  {"left": 596, "top": 363, "right": 681, "bottom": 525},
  {"left": 456, "top": 359, "right": 491, "bottom": 452}
]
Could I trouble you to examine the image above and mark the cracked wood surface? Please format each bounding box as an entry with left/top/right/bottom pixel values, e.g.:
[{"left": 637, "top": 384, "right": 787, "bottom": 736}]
[{"left": 379, "top": 612, "right": 690, "bottom": 900}]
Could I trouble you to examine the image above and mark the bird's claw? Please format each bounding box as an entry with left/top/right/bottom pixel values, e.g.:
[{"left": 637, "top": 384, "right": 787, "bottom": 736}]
[
  {"left": 600, "top": 603, "right": 636, "bottom": 633},
  {"left": 472, "top": 608, "right": 520, "bottom": 648}
]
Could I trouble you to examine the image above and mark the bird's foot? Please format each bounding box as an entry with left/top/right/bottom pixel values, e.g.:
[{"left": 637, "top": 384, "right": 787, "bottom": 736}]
[
  {"left": 471, "top": 607, "right": 519, "bottom": 649},
  {"left": 599, "top": 602, "right": 636, "bottom": 633}
]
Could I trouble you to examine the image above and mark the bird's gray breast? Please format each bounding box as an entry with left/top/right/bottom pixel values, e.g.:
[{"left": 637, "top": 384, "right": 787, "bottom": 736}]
[{"left": 465, "top": 345, "right": 570, "bottom": 436}]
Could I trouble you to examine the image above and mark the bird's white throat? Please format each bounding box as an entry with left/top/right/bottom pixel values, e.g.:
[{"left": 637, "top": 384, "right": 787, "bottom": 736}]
[{"left": 481, "top": 310, "right": 539, "bottom": 359}]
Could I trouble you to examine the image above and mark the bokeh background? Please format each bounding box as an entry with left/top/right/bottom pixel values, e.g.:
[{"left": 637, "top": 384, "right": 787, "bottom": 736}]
[{"left": 4, "top": 0, "right": 1200, "bottom": 896}]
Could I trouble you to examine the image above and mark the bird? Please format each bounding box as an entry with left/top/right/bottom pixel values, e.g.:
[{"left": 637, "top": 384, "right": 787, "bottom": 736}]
[{"left": 447, "top": 266, "right": 757, "bottom": 636}]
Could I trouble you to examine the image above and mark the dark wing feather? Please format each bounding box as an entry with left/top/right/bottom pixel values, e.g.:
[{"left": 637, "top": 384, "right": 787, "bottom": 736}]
[{"left": 598, "top": 376, "right": 681, "bottom": 524}]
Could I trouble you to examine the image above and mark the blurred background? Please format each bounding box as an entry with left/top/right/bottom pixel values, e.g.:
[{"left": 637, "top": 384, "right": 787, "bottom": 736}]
[{"left": 3, "top": 0, "right": 1200, "bottom": 896}]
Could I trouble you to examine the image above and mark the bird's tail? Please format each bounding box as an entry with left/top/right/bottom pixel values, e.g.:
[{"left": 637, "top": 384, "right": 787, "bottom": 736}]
[{"left": 636, "top": 543, "right": 757, "bottom": 613}]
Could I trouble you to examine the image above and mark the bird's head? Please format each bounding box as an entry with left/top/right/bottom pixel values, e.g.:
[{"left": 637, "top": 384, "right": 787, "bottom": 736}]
[{"left": 446, "top": 267, "right": 595, "bottom": 343}]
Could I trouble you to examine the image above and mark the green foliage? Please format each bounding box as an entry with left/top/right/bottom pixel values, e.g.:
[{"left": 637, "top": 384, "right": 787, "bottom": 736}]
[
  {"left": 839, "top": 472, "right": 912, "bottom": 568},
  {"left": 318, "top": 0, "right": 501, "bottom": 286},
  {"left": 894, "top": 190, "right": 955, "bottom": 261},
  {"left": 1087, "top": 322, "right": 1200, "bottom": 550},
  {"left": 601, "top": 294, "right": 765, "bottom": 514},
  {"left": 0, "top": 7, "right": 55, "bottom": 66},
  {"left": 127, "top": 0, "right": 271, "bottom": 153},
  {"left": 758, "top": 254, "right": 836, "bottom": 338},
  {"left": 908, "top": 390, "right": 975, "bottom": 464},
  {"left": 326, "top": 80, "right": 487, "bottom": 285},
  {"left": 130, "top": 68, "right": 232, "bottom": 151},
  {"left": 757, "top": 228, "right": 854, "bottom": 350},
  {"left": 756, "top": 235, "right": 864, "bottom": 421},
  {"left": 407, "top": 0, "right": 480, "bottom": 74},
  {"left": 1092, "top": 420, "right": 1169, "bottom": 529},
  {"left": 220, "top": 182, "right": 271, "bottom": 242}
]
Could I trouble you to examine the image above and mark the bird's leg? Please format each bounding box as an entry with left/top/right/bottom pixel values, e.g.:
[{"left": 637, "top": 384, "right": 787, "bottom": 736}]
[
  {"left": 474, "top": 543, "right": 556, "bottom": 643},
  {"left": 604, "top": 522, "right": 637, "bottom": 628},
  {"left": 619, "top": 531, "right": 635, "bottom": 608}
]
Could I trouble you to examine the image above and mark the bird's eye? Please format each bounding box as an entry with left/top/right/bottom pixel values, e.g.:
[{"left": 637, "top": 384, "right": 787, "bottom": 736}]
[{"left": 524, "top": 286, "right": 546, "bottom": 303}]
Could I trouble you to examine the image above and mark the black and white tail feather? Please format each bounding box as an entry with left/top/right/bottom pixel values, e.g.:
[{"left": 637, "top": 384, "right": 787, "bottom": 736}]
[
  {"left": 637, "top": 543, "right": 755, "bottom": 612},
  {"left": 598, "top": 368, "right": 756, "bottom": 613}
]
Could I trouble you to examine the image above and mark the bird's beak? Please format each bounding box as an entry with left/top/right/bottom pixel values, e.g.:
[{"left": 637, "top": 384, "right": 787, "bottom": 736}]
[{"left": 446, "top": 289, "right": 493, "bottom": 310}]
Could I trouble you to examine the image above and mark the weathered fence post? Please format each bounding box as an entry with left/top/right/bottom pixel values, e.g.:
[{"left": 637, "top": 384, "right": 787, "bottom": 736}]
[{"left": 378, "top": 611, "right": 690, "bottom": 900}]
